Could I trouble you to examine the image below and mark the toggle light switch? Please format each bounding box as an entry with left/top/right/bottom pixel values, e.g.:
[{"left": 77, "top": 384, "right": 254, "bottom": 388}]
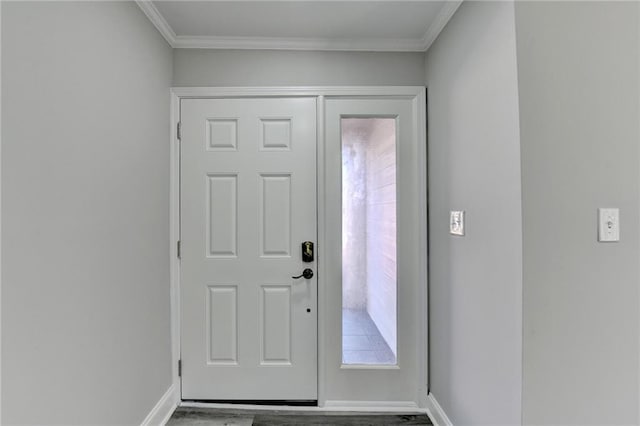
[{"left": 598, "top": 208, "right": 619, "bottom": 242}]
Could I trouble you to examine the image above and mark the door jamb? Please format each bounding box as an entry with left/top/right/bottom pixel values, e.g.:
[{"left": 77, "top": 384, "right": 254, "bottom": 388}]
[{"left": 169, "top": 86, "right": 428, "bottom": 408}]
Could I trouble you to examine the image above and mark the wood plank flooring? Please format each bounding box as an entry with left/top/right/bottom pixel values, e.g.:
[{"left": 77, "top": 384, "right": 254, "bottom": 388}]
[{"left": 167, "top": 407, "right": 432, "bottom": 426}]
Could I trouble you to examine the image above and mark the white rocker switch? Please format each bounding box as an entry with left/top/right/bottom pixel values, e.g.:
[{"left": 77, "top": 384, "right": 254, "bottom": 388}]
[{"left": 598, "top": 208, "right": 620, "bottom": 242}]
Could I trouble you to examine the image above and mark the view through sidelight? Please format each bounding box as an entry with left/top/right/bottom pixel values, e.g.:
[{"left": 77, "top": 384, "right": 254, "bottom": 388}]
[{"left": 341, "top": 117, "right": 397, "bottom": 365}]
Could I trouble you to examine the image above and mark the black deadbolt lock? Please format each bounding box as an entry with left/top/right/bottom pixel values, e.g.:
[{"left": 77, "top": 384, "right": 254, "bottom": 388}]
[{"left": 302, "top": 241, "right": 314, "bottom": 263}]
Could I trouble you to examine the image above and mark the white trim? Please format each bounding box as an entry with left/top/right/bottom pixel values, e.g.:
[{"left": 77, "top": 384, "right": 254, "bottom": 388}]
[
  {"left": 181, "top": 401, "right": 427, "bottom": 414},
  {"left": 173, "top": 35, "right": 426, "bottom": 52},
  {"left": 169, "top": 90, "right": 181, "bottom": 398},
  {"left": 416, "top": 86, "right": 429, "bottom": 403},
  {"left": 316, "top": 95, "right": 327, "bottom": 407},
  {"left": 136, "top": 1, "right": 461, "bottom": 52},
  {"left": 420, "top": 1, "right": 463, "bottom": 51},
  {"left": 170, "top": 86, "right": 427, "bottom": 407},
  {"left": 140, "top": 385, "right": 179, "bottom": 426},
  {"left": 135, "top": 0, "right": 177, "bottom": 47},
  {"left": 323, "top": 400, "right": 426, "bottom": 413},
  {"left": 637, "top": 3, "right": 640, "bottom": 423},
  {"left": 426, "top": 393, "right": 454, "bottom": 426},
  {"left": 0, "top": 1, "right": 4, "bottom": 422},
  {"left": 171, "top": 86, "right": 423, "bottom": 99}
]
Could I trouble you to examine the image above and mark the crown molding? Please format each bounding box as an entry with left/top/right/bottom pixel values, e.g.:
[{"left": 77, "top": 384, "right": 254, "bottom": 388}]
[
  {"left": 135, "top": 0, "right": 176, "bottom": 47},
  {"left": 420, "top": 0, "right": 463, "bottom": 51},
  {"left": 137, "top": 0, "right": 462, "bottom": 52},
  {"left": 172, "top": 35, "right": 426, "bottom": 51}
]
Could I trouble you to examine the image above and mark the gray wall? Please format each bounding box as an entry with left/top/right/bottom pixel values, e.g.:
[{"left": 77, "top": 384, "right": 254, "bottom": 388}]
[
  {"left": 342, "top": 121, "right": 369, "bottom": 311},
  {"left": 2, "top": 2, "right": 173, "bottom": 424},
  {"left": 173, "top": 49, "right": 425, "bottom": 86},
  {"left": 515, "top": 2, "right": 640, "bottom": 424},
  {"left": 365, "top": 119, "right": 397, "bottom": 356},
  {"left": 424, "top": 2, "right": 523, "bottom": 424}
]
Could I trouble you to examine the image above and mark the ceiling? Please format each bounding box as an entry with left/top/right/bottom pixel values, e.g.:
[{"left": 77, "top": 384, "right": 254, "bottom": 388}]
[{"left": 136, "top": 1, "right": 462, "bottom": 51}]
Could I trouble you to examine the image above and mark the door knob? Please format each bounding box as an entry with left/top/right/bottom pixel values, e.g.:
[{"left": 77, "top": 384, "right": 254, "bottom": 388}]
[{"left": 292, "top": 268, "right": 314, "bottom": 279}]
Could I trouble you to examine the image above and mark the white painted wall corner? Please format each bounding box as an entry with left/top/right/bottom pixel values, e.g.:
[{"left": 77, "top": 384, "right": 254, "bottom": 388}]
[
  {"left": 140, "top": 385, "right": 179, "bottom": 426},
  {"left": 426, "top": 393, "right": 453, "bottom": 426}
]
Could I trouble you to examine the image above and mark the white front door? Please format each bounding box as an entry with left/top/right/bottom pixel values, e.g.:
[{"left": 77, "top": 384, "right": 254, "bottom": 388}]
[{"left": 180, "top": 98, "right": 317, "bottom": 401}]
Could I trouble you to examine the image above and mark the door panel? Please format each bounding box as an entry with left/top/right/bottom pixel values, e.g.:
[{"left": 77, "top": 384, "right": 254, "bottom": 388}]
[
  {"left": 324, "top": 98, "right": 423, "bottom": 404},
  {"left": 181, "top": 98, "right": 317, "bottom": 401}
]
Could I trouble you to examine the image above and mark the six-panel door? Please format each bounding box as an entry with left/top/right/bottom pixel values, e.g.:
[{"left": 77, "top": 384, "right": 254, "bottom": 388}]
[{"left": 180, "top": 98, "right": 317, "bottom": 400}]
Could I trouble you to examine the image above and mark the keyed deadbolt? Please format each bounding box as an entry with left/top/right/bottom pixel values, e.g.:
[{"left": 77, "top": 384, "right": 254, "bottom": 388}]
[{"left": 302, "top": 241, "right": 314, "bottom": 262}]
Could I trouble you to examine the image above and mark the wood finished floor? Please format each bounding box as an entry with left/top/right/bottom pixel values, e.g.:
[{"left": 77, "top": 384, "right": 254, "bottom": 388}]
[{"left": 167, "top": 408, "right": 432, "bottom": 426}]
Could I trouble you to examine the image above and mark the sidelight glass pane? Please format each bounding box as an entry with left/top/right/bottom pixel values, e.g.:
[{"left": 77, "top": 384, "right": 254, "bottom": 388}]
[{"left": 341, "top": 118, "right": 397, "bottom": 365}]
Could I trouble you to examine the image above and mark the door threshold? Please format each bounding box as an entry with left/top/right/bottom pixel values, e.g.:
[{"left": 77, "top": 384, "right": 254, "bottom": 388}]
[
  {"left": 179, "top": 401, "right": 428, "bottom": 414},
  {"left": 182, "top": 399, "right": 317, "bottom": 407}
]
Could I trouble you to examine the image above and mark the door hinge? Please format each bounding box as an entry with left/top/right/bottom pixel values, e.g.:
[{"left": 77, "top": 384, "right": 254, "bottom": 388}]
[
  {"left": 177, "top": 122, "right": 182, "bottom": 141},
  {"left": 177, "top": 241, "right": 181, "bottom": 259},
  {"left": 178, "top": 359, "right": 182, "bottom": 377}
]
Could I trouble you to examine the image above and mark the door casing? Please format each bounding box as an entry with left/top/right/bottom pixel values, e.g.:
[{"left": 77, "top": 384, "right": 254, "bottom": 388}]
[{"left": 169, "top": 86, "right": 428, "bottom": 410}]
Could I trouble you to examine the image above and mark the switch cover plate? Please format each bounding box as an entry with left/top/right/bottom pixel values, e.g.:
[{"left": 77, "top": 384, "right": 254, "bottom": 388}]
[
  {"left": 450, "top": 211, "right": 465, "bottom": 236},
  {"left": 598, "top": 208, "right": 620, "bottom": 242}
]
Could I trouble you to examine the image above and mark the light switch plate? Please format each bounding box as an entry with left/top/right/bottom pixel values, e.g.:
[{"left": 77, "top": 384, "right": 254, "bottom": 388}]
[
  {"left": 450, "top": 211, "right": 465, "bottom": 236},
  {"left": 598, "top": 208, "right": 620, "bottom": 242}
]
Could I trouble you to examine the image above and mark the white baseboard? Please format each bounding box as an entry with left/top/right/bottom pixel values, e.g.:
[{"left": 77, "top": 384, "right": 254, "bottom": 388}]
[
  {"left": 141, "top": 384, "right": 179, "bottom": 426},
  {"left": 426, "top": 393, "right": 453, "bottom": 426}
]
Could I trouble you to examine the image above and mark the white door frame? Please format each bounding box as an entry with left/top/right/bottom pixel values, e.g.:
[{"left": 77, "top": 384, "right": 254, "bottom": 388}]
[{"left": 169, "top": 86, "right": 428, "bottom": 409}]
